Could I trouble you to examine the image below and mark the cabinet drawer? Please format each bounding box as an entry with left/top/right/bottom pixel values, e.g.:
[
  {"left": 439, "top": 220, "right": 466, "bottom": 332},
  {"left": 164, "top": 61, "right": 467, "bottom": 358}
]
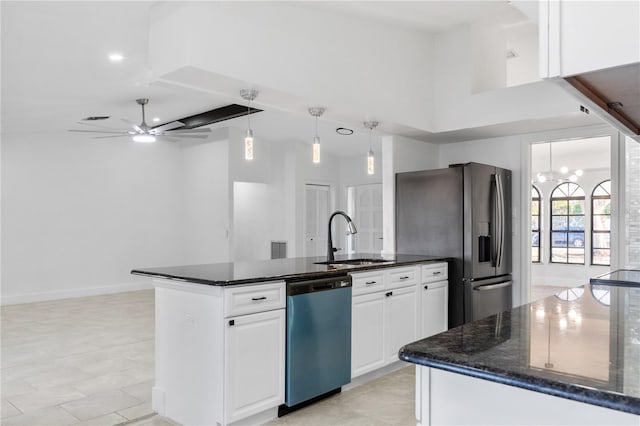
[
  {"left": 385, "top": 266, "right": 419, "bottom": 289},
  {"left": 350, "top": 270, "right": 385, "bottom": 296},
  {"left": 224, "top": 281, "right": 285, "bottom": 317},
  {"left": 421, "top": 279, "right": 448, "bottom": 290},
  {"left": 422, "top": 262, "right": 448, "bottom": 283}
]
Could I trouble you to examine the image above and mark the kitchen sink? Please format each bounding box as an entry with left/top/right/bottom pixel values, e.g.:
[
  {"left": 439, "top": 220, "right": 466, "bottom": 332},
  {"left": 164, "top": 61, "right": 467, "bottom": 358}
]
[{"left": 314, "top": 258, "right": 393, "bottom": 266}]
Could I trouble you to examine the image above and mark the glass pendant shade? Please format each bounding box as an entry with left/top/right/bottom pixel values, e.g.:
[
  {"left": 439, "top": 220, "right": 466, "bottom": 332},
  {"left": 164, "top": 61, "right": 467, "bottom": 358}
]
[
  {"left": 244, "top": 129, "right": 254, "bottom": 160},
  {"left": 312, "top": 136, "right": 321, "bottom": 164},
  {"left": 367, "top": 149, "right": 375, "bottom": 175}
]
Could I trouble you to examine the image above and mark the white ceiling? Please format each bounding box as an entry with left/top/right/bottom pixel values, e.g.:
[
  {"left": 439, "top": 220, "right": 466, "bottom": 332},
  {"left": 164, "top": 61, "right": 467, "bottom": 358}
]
[
  {"left": 1, "top": 1, "right": 597, "bottom": 159},
  {"left": 531, "top": 136, "right": 612, "bottom": 174}
]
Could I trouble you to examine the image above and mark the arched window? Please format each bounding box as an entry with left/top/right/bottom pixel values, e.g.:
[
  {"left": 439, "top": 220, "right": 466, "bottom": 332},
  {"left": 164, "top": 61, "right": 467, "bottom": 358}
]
[
  {"left": 550, "top": 183, "right": 585, "bottom": 264},
  {"left": 591, "top": 180, "right": 611, "bottom": 266},
  {"left": 531, "top": 186, "right": 541, "bottom": 263}
]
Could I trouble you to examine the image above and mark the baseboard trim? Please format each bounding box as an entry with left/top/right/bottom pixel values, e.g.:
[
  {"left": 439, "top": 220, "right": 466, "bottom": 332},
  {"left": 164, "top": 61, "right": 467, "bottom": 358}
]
[{"left": 0, "top": 281, "right": 153, "bottom": 306}]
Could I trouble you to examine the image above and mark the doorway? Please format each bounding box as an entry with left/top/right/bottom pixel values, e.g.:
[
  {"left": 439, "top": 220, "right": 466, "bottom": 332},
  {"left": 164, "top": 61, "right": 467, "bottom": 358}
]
[{"left": 529, "top": 136, "right": 613, "bottom": 301}]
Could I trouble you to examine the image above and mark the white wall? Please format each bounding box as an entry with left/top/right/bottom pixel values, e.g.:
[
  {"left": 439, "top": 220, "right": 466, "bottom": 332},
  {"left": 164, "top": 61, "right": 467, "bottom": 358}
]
[
  {"left": 149, "top": 1, "right": 434, "bottom": 132},
  {"left": 1, "top": 133, "right": 185, "bottom": 304},
  {"left": 179, "top": 135, "right": 231, "bottom": 264},
  {"left": 382, "top": 135, "right": 440, "bottom": 255}
]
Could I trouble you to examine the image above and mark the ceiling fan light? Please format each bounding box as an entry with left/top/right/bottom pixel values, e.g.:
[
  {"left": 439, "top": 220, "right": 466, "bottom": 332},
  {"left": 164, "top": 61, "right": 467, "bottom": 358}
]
[{"left": 132, "top": 134, "right": 156, "bottom": 143}]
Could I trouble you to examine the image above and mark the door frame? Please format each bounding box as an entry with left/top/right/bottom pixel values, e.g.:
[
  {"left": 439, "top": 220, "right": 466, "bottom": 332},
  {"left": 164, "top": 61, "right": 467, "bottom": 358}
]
[
  {"left": 519, "top": 124, "right": 621, "bottom": 306},
  {"left": 302, "top": 181, "right": 335, "bottom": 258}
]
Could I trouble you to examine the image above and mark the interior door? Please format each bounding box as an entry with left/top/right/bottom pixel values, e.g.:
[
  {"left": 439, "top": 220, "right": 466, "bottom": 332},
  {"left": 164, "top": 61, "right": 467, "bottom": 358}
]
[
  {"left": 347, "top": 184, "right": 383, "bottom": 253},
  {"left": 304, "top": 184, "right": 330, "bottom": 257}
]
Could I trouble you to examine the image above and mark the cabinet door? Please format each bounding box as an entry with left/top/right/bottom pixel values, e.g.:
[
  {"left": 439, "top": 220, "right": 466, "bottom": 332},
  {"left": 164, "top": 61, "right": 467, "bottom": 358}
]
[
  {"left": 225, "top": 309, "right": 285, "bottom": 424},
  {"left": 351, "top": 292, "right": 385, "bottom": 378},
  {"left": 420, "top": 281, "right": 448, "bottom": 339},
  {"left": 384, "top": 285, "right": 418, "bottom": 362}
]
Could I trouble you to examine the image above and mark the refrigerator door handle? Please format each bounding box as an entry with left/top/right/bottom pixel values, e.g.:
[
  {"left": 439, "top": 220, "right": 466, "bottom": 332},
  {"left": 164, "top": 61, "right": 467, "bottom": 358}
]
[
  {"left": 496, "top": 174, "right": 504, "bottom": 269},
  {"left": 491, "top": 174, "right": 499, "bottom": 267},
  {"left": 473, "top": 281, "right": 512, "bottom": 292}
]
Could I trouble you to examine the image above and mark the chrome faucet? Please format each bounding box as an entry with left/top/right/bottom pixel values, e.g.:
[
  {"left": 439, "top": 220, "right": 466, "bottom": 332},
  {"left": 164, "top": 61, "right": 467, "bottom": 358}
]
[{"left": 327, "top": 211, "right": 358, "bottom": 262}]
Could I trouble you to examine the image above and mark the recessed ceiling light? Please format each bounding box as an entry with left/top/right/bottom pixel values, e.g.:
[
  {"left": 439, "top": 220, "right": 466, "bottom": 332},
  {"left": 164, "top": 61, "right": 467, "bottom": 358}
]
[
  {"left": 152, "top": 117, "right": 160, "bottom": 122},
  {"left": 336, "top": 127, "right": 353, "bottom": 135},
  {"left": 108, "top": 53, "right": 124, "bottom": 62}
]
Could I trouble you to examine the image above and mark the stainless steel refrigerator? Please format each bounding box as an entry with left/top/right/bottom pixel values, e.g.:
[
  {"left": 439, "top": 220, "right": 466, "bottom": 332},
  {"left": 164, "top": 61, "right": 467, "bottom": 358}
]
[{"left": 396, "top": 162, "right": 512, "bottom": 328}]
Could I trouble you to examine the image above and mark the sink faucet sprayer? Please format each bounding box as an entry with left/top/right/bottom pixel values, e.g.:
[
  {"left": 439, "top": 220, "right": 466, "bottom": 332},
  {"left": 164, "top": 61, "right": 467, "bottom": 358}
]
[{"left": 327, "top": 211, "right": 358, "bottom": 262}]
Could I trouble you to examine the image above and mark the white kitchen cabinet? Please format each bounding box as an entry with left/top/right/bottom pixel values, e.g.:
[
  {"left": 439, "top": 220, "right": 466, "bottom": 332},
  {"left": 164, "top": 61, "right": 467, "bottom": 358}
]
[
  {"left": 225, "top": 309, "right": 285, "bottom": 424},
  {"left": 384, "top": 285, "right": 418, "bottom": 362},
  {"left": 152, "top": 279, "right": 285, "bottom": 426},
  {"left": 351, "top": 265, "right": 420, "bottom": 378},
  {"left": 420, "top": 280, "right": 448, "bottom": 339},
  {"left": 351, "top": 291, "right": 386, "bottom": 377}
]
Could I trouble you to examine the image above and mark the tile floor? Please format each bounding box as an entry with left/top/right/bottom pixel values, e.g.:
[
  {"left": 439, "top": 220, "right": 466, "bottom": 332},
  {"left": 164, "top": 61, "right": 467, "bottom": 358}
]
[{"left": 1, "top": 290, "right": 416, "bottom": 426}]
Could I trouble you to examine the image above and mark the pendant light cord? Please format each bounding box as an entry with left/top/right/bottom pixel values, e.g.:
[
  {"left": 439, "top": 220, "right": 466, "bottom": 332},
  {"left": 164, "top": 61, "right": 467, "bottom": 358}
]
[{"left": 247, "top": 99, "right": 251, "bottom": 130}]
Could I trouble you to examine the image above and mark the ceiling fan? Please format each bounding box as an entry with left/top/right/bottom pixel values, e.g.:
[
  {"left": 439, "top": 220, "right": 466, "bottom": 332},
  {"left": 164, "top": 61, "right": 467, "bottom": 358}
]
[{"left": 68, "top": 98, "right": 215, "bottom": 143}]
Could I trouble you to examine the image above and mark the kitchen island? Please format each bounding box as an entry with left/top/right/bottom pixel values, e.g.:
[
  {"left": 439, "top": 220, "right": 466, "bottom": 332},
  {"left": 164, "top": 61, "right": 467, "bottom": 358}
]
[
  {"left": 399, "top": 279, "right": 640, "bottom": 425},
  {"left": 133, "top": 253, "right": 449, "bottom": 426}
]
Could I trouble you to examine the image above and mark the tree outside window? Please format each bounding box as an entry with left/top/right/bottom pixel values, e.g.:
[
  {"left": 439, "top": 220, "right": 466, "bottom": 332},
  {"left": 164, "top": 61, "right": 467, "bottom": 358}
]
[
  {"left": 550, "top": 183, "right": 585, "bottom": 264},
  {"left": 591, "top": 180, "right": 611, "bottom": 266}
]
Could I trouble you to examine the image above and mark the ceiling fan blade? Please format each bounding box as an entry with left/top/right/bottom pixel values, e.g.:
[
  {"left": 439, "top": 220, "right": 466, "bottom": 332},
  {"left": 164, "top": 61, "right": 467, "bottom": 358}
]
[
  {"left": 92, "top": 135, "right": 129, "bottom": 139},
  {"left": 121, "top": 118, "right": 143, "bottom": 133},
  {"left": 75, "top": 121, "right": 126, "bottom": 131},
  {"left": 167, "top": 128, "right": 211, "bottom": 134},
  {"left": 151, "top": 121, "right": 185, "bottom": 133},
  {"left": 166, "top": 134, "right": 209, "bottom": 139},
  {"left": 69, "top": 129, "right": 127, "bottom": 134}
]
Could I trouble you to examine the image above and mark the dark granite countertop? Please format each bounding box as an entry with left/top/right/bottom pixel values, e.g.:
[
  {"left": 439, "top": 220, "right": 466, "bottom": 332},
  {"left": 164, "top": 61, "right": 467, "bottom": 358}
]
[
  {"left": 590, "top": 269, "right": 640, "bottom": 287},
  {"left": 132, "top": 253, "right": 448, "bottom": 286},
  {"left": 399, "top": 284, "right": 640, "bottom": 415}
]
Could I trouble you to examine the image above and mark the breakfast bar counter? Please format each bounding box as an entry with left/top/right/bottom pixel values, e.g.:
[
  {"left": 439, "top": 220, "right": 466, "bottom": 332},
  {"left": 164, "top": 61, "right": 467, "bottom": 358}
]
[{"left": 399, "top": 281, "right": 640, "bottom": 425}]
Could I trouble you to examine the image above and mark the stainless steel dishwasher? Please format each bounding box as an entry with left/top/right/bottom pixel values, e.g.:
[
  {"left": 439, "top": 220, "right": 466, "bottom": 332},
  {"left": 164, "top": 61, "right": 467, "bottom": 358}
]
[{"left": 280, "top": 275, "right": 352, "bottom": 414}]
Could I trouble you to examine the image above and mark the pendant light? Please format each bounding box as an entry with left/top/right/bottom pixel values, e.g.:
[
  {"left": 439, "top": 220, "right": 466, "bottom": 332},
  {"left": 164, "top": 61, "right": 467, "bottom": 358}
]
[
  {"left": 309, "top": 107, "right": 325, "bottom": 164},
  {"left": 363, "top": 120, "right": 379, "bottom": 175},
  {"left": 240, "top": 89, "right": 258, "bottom": 160}
]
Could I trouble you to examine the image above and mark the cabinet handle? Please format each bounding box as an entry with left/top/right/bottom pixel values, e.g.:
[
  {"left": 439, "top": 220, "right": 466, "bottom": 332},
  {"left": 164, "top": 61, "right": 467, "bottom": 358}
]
[
  {"left": 385, "top": 291, "right": 393, "bottom": 297},
  {"left": 251, "top": 296, "right": 267, "bottom": 301},
  {"left": 432, "top": 271, "right": 442, "bottom": 275},
  {"left": 424, "top": 285, "right": 429, "bottom": 290},
  {"left": 365, "top": 281, "right": 377, "bottom": 285},
  {"left": 400, "top": 276, "right": 410, "bottom": 280},
  {"left": 229, "top": 320, "right": 235, "bottom": 326}
]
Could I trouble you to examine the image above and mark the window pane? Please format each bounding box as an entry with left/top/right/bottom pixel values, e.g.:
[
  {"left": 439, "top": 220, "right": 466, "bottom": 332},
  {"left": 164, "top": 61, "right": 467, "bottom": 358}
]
[
  {"left": 552, "top": 200, "right": 568, "bottom": 214},
  {"left": 592, "top": 249, "right": 610, "bottom": 266},
  {"left": 569, "top": 216, "right": 585, "bottom": 231},
  {"left": 568, "top": 248, "right": 585, "bottom": 264},
  {"left": 552, "top": 232, "right": 568, "bottom": 247},
  {"left": 531, "top": 216, "right": 539, "bottom": 230},
  {"left": 568, "top": 231, "right": 585, "bottom": 247},
  {"left": 532, "top": 200, "right": 539, "bottom": 215},
  {"left": 532, "top": 231, "right": 539, "bottom": 247},
  {"left": 569, "top": 200, "right": 585, "bottom": 214},
  {"left": 552, "top": 216, "right": 568, "bottom": 230},
  {"left": 593, "top": 215, "right": 611, "bottom": 231},
  {"left": 593, "top": 199, "right": 611, "bottom": 214},
  {"left": 551, "top": 248, "right": 567, "bottom": 262},
  {"left": 593, "top": 233, "right": 610, "bottom": 249},
  {"left": 532, "top": 247, "right": 539, "bottom": 263}
]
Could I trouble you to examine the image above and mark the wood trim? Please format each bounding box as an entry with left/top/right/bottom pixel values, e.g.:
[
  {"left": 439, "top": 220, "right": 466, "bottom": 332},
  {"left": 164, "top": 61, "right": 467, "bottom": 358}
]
[{"left": 565, "top": 76, "right": 640, "bottom": 135}]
